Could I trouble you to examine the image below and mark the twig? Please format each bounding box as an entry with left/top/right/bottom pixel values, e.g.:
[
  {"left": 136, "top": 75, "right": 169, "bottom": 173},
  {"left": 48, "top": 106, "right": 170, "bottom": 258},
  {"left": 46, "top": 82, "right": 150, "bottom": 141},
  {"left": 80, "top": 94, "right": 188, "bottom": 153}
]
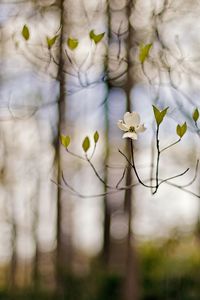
[
  {"left": 90, "top": 143, "right": 97, "bottom": 160},
  {"left": 130, "top": 140, "right": 156, "bottom": 189},
  {"left": 153, "top": 125, "right": 160, "bottom": 194},
  {"left": 116, "top": 167, "right": 127, "bottom": 188},
  {"left": 165, "top": 181, "right": 200, "bottom": 199},
  {"left": 160, "top": 138, "right": 181, "bottom": 152},
  {"left": 158, "top": 168, "right": 189, "bottom": 187},
  {"left": 66, "top": 148, "right": 86, "bottom": 161},
  {"left": 86, "top": 154, "right": 114, "bottom": 189}
]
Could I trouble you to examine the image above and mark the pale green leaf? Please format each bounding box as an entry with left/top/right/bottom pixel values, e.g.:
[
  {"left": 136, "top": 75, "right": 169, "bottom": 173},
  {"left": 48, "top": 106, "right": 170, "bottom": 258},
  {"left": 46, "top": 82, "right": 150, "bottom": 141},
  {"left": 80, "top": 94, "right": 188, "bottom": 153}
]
[
  {"left": 47, "top": 35, "right": 58, "bottom": 49},
  {"left": 160, "top": 107, "right": 168, "bottom": 120},
  {"left": 89, "top": 30, "right": 105, "bottom": 44},
  {"left": 22, "top": 25, "right": 30, "bottom": 41},
  {"left": 82, "top": 136, "right": 90, "bottom": 152},
  {"left": 152, "top": 105, "right": 169, "bottom": 126},
  {"left": 193, "top": 108, "right": 199, "bottom": 122},
  {"left": 94, "top": 131, "right": 99, "bottom": 143},
  {"left": 67, "top": 37, "right": 78, "bottom": 50},
  {"left": 176, "top": 122, "right": 187, "bottom": 138},
  {"left": 60, "top": 135, "right": 70, "bottom": 148},
  {"left": 139, "top": 43, "right": 152, "bottom": 63}
]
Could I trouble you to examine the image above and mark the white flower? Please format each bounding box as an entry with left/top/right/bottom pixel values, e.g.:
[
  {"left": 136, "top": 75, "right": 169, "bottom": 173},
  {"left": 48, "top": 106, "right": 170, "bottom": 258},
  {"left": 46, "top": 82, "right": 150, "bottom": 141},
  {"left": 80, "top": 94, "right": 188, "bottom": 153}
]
[{"left": 117, "top": 112, "right": 146, "bottom": 140}]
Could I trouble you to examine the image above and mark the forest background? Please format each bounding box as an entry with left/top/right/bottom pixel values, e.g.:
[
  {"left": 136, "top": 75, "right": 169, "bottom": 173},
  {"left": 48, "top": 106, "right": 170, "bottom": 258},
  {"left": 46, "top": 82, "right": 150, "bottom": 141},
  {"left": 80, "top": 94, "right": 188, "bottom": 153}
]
[{"left": 0, "top": 0, "right": 200, "bottom": 299}]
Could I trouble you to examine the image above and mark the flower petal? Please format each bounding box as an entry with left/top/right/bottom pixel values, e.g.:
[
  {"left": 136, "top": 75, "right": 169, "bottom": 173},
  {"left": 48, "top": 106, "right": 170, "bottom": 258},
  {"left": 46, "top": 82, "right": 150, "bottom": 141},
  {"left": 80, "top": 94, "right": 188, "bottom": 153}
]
[
  {"left": 124, "top": 112, "right": 140, "bottom": 127},
  {"left": 122, "top": 132, "right": 138, "bottom": 140},
  {"left": 135, "top": 124, "right": 146, "bottom": 133},
  {"left": 117, "top": 120, "right": 129, "bottom": 131}
]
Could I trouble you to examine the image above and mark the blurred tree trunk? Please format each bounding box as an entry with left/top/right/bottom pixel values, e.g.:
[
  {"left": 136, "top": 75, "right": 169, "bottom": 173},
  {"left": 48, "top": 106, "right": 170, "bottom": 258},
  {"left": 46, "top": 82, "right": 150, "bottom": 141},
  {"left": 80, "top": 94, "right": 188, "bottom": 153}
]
[
  {"left": 123, "top": 95, "right": 139, "bottom": 300},
  {"left": 0, "top": 29, "right": 17, "bottom": 291},
  {"left": 32, "top": 183, "right": 39, "bottom": 287},
  {"left": 9, "top": 200, "right": 17, "bottom": 289},
  {"left": 102, "top": 85, "right": 111, "bottom": 265},
  {"left": 195, "top": 184, "right": 200, "bottom": 241},
  {"left": 104, "top": 2, "right": 139, "bottom": 298},
  {"left": 56, "top": 0, "right": 69, "bottom": 289},
  {"left": 102, "top": 0, "right": 111, "bottom": 264},
  {"left": 123, "top": 2, "right": 139, "bottom": 300}
]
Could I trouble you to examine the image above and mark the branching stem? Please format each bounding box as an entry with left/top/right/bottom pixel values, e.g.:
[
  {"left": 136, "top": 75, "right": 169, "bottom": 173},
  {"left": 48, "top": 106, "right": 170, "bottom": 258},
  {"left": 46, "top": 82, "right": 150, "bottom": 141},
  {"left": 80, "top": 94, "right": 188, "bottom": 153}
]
[{"left": 160, "top": 138, "right": 181, "bottom": 153}]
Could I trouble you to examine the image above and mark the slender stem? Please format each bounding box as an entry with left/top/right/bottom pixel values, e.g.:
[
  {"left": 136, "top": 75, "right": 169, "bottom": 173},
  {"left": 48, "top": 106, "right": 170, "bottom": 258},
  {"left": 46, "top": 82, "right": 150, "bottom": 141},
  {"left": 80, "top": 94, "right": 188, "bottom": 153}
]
[
  {"left": 86, "top": 154, "right": 114, "bottom": 189},
  {"left": 130, "top": 139, "right": 134, "bottom": 165},
  {"left": 130, "top": 140, "right": 154, "bottom": 189},
  {"left": 160, "top": 138, "right": 181, "bottom": 153},
  {"left": 64, "top": 139, "right": 196, "bottom": 196},
  {"left": 158, "top": 168, "right": 189, "bottom": 187},
  {"left": 66, "top": 148, "right": 86, "bottom": 161},
  {"left": 150, "top": 134, "right": 155, "bottom": 195},
  {"left": 53, "top": 170, "right": 200, "bottom": 200},
  {"left": 195, "top": 121, "right": 199, "bottom": 130},
  {"left": 89, "top": 143, "right": 97, "bottom": 160},
  {"left": 56, "top": 173, "right": 141, "bottom": 198},
  {"left": 180, "top": 160, "right": 199, "bottom": 188},
  {"left": 160, "top": 160, "right": 198, "bottom": 189},
  {"left": 165, "top": 181, "right": 200, "bottom": 199},
  {"left": 153, "top": 125, "right": 160, "bottom": 194},
  {"left": 66, "top": 147, "right": 149, "bottom": 190},
  {"left": 118, "top": 148, "right": 133, "bottom": 167},
  {"left": 116, "top": 167, "right": 127, "bottom": 188}
]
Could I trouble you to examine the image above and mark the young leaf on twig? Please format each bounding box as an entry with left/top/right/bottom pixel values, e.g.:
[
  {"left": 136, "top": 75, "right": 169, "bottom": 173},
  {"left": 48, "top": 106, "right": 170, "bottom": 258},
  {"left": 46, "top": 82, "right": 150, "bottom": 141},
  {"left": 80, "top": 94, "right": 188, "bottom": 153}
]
[
  {"left": 94, "top": 131, "right": 99, "bottom": 144},
  {"left": 61, "top": 135, "right": 71, "bottom": 148},
  {"left": 82, "top": 136, "right": 90, "bottom": 152},
  {"left": 89, "top": 30, "right": 105, "bottom": 44},
  {"left": 176, "top": 122, "right": 187, "bottom": 138},
  {"left": 193, "top": 108, "right": 199, "bottom": 123},
  {"left": 22, "top": 25, "right": 30, "bottom": 41},
  {"left": 152, "top": 105, "right": 169, "bottom": 126},
  {"left": 67, "top": 37, "right": 79, "bottom": 50},
  {"left": 139, "top": 43, "right": 152, "bottom": 63},
  {"left": 47, "top": 35, "right": 58, "bottom": 49}
]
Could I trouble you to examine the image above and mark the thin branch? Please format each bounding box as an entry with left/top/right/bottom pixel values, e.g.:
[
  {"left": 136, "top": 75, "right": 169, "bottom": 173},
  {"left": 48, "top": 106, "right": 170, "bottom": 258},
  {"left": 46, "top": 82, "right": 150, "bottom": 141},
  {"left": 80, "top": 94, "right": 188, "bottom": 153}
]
[
  {"left": 165, "top": 181, "right": 200, "bottom": 199},
  {"left": 116, "top": 167, "right": 127, "bottom": 188},
  {"left": 154, "top": 125, "right": 160, "bottom": 193},
  {"left": 158, "top": 167, "right": 189, "bottom": 187},
  {"left": 160, "top": 138, "right": 181, "bottom": 152},
  {"left": 51, "top": 171, "right": 200, "bottom": 200},
  {"left": 130, "top": 140, "right": 156, "bottom": 189},
  {"left": 59, "top": 173, "right": 136, "bottom": 198},
  {"left": 89, "top": 143, "right": 97, "bottom": 160},
  {"left": 118, "top": 148, "right": 133, "bottom": 168},
  {"left": 66, "top": 148, "right": 86, "bottom": 161},
  {"left": 180, "top": 159, "right": 199, "bottom": 188},
  {"left": 85, "top": 154, "right": 114, "bottom": 189}
]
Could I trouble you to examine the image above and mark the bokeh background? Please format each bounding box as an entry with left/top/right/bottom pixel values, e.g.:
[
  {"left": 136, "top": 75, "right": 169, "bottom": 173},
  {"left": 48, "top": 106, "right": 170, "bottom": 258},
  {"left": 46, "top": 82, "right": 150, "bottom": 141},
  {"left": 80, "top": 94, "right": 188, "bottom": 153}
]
[{"left": 0, "top": 0, "right": 200, "bottom": 299}]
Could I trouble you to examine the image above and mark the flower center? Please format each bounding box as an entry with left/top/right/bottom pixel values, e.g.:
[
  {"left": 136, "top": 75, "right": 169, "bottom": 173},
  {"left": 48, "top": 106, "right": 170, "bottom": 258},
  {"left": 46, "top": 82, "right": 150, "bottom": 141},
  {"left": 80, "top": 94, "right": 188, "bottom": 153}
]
[{"left": 129, "top": 126, "right": 135, "bottom": 132}]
